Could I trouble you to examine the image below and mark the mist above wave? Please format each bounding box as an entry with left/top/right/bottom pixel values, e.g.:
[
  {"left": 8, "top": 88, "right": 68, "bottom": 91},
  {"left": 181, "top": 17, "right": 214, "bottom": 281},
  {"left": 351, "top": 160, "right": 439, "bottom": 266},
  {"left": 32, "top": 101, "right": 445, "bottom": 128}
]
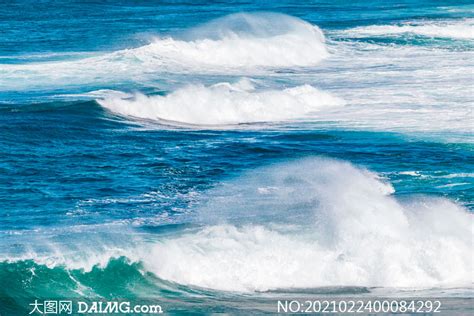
[{"left": 145, "top": 158, "right": 473, "bottom": 292}]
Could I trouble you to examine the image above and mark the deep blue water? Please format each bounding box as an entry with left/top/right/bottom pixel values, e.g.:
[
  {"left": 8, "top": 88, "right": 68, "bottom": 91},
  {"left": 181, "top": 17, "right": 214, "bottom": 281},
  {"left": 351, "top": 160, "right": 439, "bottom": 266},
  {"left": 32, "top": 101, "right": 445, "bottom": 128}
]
[{"left": 1, "top": 1, "right": 473, "bottom": 315}]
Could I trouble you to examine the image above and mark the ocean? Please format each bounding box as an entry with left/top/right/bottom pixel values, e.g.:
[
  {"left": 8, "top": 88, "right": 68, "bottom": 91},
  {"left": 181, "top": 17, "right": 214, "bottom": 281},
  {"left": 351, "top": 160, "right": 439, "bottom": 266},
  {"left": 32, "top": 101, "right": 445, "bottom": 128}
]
[{"left": 0, "top": 0, "right": 473, "bottom": 315}]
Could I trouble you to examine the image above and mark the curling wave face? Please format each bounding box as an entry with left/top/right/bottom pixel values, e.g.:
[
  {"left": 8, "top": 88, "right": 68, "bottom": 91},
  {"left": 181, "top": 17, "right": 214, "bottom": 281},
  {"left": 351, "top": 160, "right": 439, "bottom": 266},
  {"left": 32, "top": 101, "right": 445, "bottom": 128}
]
[{"left": 97, "top": 80, "right": 345, "bottom": 125}]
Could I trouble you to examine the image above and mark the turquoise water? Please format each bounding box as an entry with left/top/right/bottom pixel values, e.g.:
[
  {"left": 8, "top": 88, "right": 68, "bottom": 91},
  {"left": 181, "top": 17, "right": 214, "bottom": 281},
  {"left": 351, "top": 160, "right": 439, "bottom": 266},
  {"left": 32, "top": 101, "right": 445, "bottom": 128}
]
[{"left": 1, "top": 1, "right": 473, "bottom": 315}]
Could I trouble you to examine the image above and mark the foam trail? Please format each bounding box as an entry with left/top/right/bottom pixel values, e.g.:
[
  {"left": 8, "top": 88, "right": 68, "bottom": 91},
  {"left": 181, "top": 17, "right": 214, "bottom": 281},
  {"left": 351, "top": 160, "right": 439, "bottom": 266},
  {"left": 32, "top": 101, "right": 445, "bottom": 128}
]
[
  {"left": 144, "top": 158, "right": 473, "bottom": 292},
  {"left": 340, "top": 18, "right": 474, "bottom": 39},
  {"left": 97, "top": 79, "right": 345, "bottom": 125},
  {"left": 0, "top": 13, "right": 328, "bottom": 90}
]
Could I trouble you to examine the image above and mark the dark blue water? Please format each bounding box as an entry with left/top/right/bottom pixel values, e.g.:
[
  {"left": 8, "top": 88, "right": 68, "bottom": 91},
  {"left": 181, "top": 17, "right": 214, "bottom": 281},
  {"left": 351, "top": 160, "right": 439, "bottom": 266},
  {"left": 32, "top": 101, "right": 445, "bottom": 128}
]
[{"left": 1, "top": 1, "right": 473, "bottom": 315}]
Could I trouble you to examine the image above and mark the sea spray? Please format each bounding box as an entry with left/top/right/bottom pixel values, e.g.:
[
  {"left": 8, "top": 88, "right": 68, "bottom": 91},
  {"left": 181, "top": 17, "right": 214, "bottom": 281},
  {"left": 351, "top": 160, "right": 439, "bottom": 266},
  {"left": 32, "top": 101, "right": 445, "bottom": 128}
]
[{"left": 145, "top": 158, "right": 473, "bottom": 292}]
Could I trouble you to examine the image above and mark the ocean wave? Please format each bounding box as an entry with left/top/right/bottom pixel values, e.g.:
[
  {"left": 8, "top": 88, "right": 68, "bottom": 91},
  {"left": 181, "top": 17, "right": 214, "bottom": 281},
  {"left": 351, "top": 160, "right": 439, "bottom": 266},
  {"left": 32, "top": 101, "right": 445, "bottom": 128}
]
[
  {"left": 340, "top": 19, "right": 474, "bottom": 40},
  {"left": 144, "top": 158, "right": 473, "bottom": 292},
  {"left": 96, "top": 79, "right": 344, "bottom": 125},
  {"left": 125, "top": 12, "right": 329, "bottom": 69},
  {"left": 2, "top": 158, "right": 472, "bottom": 293},
  {"left": 0, "top": 13, "right": 328, "bottom": 90}
]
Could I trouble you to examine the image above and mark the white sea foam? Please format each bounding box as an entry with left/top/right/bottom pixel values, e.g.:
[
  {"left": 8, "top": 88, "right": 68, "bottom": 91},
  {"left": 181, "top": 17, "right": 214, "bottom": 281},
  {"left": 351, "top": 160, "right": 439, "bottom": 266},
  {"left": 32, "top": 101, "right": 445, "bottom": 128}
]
[
  {"left": 340, "top": 19, "right": 474, "bottom": 39},
  {"left": 97, "top": 80, "right": 344, "bottom": 125},
  {"left": 143, "top": 158, "right": 473, "bottom": 292},
  {"left": 287, "top": 39, "right": 474, "bottom": 136},
  {"left": 399, "top": 171, "right": 421, "bottom": 177},
  {"left": 124, "top": 13, "right": 328, "bottom": 69},
  {"left": 1, "top": 233, "right": 139, "bottom": 272}
]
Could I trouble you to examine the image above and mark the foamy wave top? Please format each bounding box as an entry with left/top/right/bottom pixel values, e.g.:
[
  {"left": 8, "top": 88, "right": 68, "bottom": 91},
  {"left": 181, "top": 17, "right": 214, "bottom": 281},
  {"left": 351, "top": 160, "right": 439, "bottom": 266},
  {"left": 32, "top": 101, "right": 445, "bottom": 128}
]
[
  {"left": 145, "top": 158, "right": 473, "bottom": 292},
  {"left": 97, "top": 79, "right": 344, "bottom": 125},
  {"left": 340, "top": 19, "right": 474, "bottom": 39},
  {"left": 121, "top": 13, "right": 329, "bottom": 68}
]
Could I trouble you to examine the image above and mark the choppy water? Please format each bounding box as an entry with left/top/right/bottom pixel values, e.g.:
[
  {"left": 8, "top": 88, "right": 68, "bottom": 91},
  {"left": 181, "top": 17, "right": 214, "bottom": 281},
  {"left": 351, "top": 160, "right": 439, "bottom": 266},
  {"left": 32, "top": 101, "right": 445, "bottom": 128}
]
[{"left": 1, "top": 1, "right": 473, "bottom": 315}]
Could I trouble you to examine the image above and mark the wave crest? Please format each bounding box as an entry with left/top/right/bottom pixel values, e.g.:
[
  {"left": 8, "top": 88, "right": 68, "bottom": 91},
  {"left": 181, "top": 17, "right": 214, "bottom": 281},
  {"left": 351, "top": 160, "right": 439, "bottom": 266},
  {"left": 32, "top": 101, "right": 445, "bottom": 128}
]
[
  {"left": 123, "top": 12, "right": 329, "bottom": 68},
  {"left": 145, "top": 158, "right": 473, "bottom": 292},
  {"left": 97, "top": 80, "right": 344, "bottom": 125}
]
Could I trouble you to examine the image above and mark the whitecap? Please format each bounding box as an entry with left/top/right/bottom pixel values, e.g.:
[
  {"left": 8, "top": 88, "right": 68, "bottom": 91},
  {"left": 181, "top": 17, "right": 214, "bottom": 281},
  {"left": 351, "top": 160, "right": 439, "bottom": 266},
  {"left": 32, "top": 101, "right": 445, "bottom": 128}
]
[
  {"left": 96, "top": 79, "right": 344, "bottom": 125},
  {"left": 144, "top": 158, "right": 473, "bottom": 292}
]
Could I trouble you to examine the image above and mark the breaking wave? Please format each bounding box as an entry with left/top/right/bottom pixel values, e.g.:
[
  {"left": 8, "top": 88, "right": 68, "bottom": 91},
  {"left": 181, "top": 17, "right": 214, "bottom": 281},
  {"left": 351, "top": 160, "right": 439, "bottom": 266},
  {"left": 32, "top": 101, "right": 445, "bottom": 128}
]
[
  {"left": 144, "top": 158, "right": 473, "bottom": 292},
  {"left": 5, "top": 158, "right": 470, "bottom": 293},
  {"left": 0, "top": 13, "right": 329, "bottom": 90},
  {"left": 96, "top": 79, "right": 344, "bottom": 125},
  {"left": 128, "top": 12, "right": 329, "bottom": 69}
]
